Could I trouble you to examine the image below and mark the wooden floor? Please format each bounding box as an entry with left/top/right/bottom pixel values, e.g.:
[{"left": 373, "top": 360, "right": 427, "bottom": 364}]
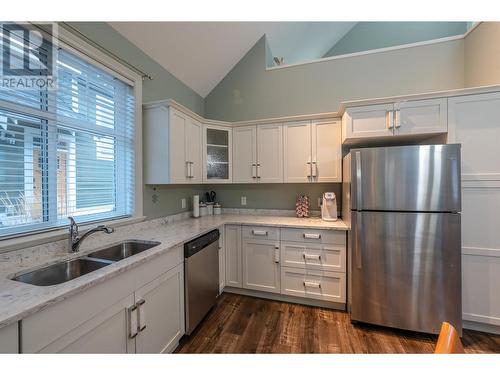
[{"left": 175, "top": 293, "right": 500, "bottom": 354}]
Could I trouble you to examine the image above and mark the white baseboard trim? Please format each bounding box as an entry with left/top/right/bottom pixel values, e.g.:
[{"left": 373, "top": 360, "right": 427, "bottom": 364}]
[
  {"left": 463, "top": 320, "right": 500, "bottom": 335},
  {"left": 223, "top": 286, "right": 346, "bottom": 311}
]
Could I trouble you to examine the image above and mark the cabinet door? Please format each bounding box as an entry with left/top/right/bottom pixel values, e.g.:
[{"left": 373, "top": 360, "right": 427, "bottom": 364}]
[
  {"left": 204, "top": 125, "right": 232, "bottom": 183},
  {"left": 448, "top": 92, "right": 500, "bottom": 328},
  {"left": 0, "top": 322, "right": 18, "bottom": 353},
  {"left": 225, "top": 224, "right": 242, "bottom": 288},
  {"left": 284, "top": 121, "right": 312, "bottom": 183},
  {"left": 242, "top": 239, "right": 281, "bottom": 293},
  {"left": 135, "top": 264, "right": 185, "bottom": 353},
  {"left": 394, "top": 98, "right": 447, "bottom": 136},
  {"left": 218, "top": 225, "right": 226, "bottom": 294},
  {"left": 233, "top": 126, "right": 257, "bottom": 183},
  {"left": 34, "top": 294, "right": 136, "bottom": 353},
  {"left": 187, "top": 119, "right": 203, "bottom": 183},
  {"left": 312, "top": 120, "right": 341, "bottom": 182},
  {"left": 448, "top": 92, "right": 500, "bottom": 181},
  {"left": 342, "top": 103, "right": 394, "bottom": 141},
  {"left": 257, "top": 124, "right": 283, "bottom": 183},
  {"left": 169, "top": 109, "right": 189, "bottom": 183}
]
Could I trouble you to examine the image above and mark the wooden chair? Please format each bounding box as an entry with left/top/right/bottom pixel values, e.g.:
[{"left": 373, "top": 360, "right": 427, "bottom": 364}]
[{"left": 434, "top": 322, "right": 465, "bottom": 354}]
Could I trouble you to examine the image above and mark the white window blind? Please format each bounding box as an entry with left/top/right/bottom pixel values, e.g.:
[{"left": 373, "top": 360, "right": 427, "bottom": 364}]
[{"left": 0, "top": 47, "right": 135, "bottom": 237}]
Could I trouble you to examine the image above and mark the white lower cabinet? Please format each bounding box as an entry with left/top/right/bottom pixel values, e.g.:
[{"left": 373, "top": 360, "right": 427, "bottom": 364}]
[
  {"left": 225, "top": 224, "right": 347, "bottom": 307},
  {"left": 218, "top": 225, "right": 226, "bottom": 294},
  {"left": 21, "top": 247, "right": 185, "bottom": 353},
  {"left": 242, "top": 238, "right": 281, "bottom": 293},
  {"left": 0, "top": 322, "right": 18, "bottom": 353},
  {"left": 281, "top": 267, "right": 346, "bottom": 303},
  {"left": 135, "top": 264, "right": 184, "bottom": 353},
  {"left": 41, "top": 294, "right": 136, "bottom": 353},
  {"left": 225, "top": 224, "right": 242, "bottom": 288},
  {"left": 281, "top": 242, "right": 346, "bottom": 273}
]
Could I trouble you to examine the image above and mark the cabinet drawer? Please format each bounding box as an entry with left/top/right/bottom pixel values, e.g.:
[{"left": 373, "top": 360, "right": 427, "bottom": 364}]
[
  {"left": 281, "top": 228, "right": 345, "bottom": 245},
  {"left": 281, "top": 267, "right": 346, "bottom": 303},
  {"left": 242, "top": 225, "right": 280, "bottom": 240},
  {"left": 281, "top": 242, "right": 345, "bottom": 272}
]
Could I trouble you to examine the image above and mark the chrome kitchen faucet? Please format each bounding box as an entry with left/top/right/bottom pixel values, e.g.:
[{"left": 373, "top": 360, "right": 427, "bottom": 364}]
[{"left": 68, "top": 216, "right": 115, "bottom": 253}]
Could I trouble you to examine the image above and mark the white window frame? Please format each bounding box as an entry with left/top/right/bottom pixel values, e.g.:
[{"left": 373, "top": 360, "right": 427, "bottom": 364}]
[{"left": 0, "top": 25, "right": 143, "bottom": 251}]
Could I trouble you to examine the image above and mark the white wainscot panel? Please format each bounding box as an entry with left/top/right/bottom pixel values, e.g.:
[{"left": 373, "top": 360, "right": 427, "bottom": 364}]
[{"left": 461, "top": 181, "right": 500, "bottom": 326}]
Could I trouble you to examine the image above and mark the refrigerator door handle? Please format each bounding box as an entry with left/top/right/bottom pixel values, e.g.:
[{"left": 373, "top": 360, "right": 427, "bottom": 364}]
[
  {"left": 355, "top": 213, "right": 362, "bottom": 269},
  {"left": 355, "top": 151, "right": 362, "bottom": 208}
]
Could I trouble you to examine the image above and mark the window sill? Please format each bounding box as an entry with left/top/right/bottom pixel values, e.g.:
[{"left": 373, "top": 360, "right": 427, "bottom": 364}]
[{"left": 0, "top": 216, "right": 146, "bottom": 254}]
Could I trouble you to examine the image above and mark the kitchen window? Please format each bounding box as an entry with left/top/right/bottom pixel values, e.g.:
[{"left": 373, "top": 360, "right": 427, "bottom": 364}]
[{"left": 0, "top": 36, "right": 137, "bottom": 238}]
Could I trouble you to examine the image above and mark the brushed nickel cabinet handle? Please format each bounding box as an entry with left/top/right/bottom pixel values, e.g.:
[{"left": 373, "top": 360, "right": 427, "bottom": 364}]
[
  {"left": 137, "top": 299, "right": 146, "bottom": 332},
  {"left": 303, "top": 281, "right": 321, "bottom": 288},
  {"left": 303, "top": 233, "right": 321, "bottom": 239},
  {"left": 303, "top": 253, "right": 321, "bottom": 261},
  {"left": 128, "top": 305, "right": 138, "bottom": 339}
]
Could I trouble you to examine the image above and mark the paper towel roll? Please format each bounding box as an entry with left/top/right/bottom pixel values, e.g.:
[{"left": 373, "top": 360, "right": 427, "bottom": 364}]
[{"left": 193, "top": 195, "right": 200, "bottom": 218}]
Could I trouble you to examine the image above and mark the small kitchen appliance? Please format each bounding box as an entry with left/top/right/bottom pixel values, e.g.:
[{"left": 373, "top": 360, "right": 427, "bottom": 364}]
[{"left": 321, "top": 192, "right": 338, "bottom": 221}]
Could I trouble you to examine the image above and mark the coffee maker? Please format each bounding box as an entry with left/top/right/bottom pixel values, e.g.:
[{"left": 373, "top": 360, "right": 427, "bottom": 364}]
[{"left": 321, "top": 192, "right": 338, "bottom": 221}]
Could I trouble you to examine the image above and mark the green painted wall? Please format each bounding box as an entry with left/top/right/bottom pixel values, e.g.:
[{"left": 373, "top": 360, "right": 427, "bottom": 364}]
[
  {"left": 205, "top": 183, "right": 341, "bottom": 212},
  {"left": 205, "top": 35, "right": 464, "bottom": 122},
  {"left": 66, "top": 22, "right": 205, "bottom": 115},
  {"left": 323, "top": 22, "right": 467, "bottom": 58},
  {"left": 143, "top": 185, "right": 207, "bottom": 219}
]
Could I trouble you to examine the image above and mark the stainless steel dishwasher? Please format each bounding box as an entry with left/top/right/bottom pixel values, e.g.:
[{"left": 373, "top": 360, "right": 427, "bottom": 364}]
[{"left": 184, "top": 229, "right": 220, "bottom": 334}]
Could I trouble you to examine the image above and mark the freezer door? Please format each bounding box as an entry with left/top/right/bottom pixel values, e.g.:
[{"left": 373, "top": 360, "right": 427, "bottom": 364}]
[
  {"left": 350, "top": 144, "right": 461, "bottom": 212},
  {"left": 350, "top": 211, "right": 462, "bottom": 334}
]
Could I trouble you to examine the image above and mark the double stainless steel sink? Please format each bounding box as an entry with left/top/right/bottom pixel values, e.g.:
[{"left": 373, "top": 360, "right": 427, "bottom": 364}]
[{"left": 11, "top": 240, "right": 160, "bottom": 287}]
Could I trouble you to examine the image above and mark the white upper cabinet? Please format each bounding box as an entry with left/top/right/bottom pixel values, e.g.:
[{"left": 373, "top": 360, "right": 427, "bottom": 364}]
[
  {"left": 284, "top": 121, "right": 312, "bottom": 183},
  {"left": 169, "top": 110, "right": 189, "bottom": 183},
  {"left": 284, "top": 120, "right": 341, "bottom": 183},
  {"left": 342, "top": 98, "right": 448, "bottom": 143},
  {"left": 311, "top": 120, "right": 342, "bottom": 183},
  {"left": 233, "top": 124, "right": 283, "bottom": 183},
  {"left": 394, "top": 98, "right": 447, "bottom": 136},
  {"left": 232, "top": 126, "right": 257, "bottom": 183},
  {"left": 187, "top": 119, "right": 203, "bottom": 183},
  {"left": 448, "top": 92, "right": 500, "bottom": 181},
  {"left": 257, "top": 124, "right": 283, "bottom": 183},
  {"left": 203, "top": 124, "right": 232, "bottom": 183},
  {"left": 342, "top": 103, "right": 394, "bottom": 142},
  {"left": 143, "top": 106, "right": 202, "bottom": 184}
]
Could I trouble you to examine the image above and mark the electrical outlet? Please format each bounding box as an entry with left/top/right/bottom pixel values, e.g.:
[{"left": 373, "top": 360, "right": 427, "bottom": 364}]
[
  {"left": 241, "top": 196, "right": 247, "bottom": 206},
  {"left": 181, "top": 198, "right": 186, "bottom": 209}
]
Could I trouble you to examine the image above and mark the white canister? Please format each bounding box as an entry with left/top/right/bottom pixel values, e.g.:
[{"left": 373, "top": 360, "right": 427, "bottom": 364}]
[
  {"left": 206, "top": 202, "right": 214, "bottom": 215},
  {"left": 199, "top": 203, "right": 208, "bottom": 217},
  {"left": 213, "top": 203, "right": 221, "bottom": 215}
]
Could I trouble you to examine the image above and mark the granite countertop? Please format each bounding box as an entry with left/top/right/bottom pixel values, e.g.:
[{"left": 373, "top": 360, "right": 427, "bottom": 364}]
[{"left": 0, "top": 214, "right": 347, "bottom": 328}]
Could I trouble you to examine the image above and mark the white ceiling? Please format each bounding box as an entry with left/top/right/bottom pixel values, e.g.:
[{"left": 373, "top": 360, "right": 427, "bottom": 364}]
[{"left": 109, "top": 22, "right": 356, "bottom": 98}]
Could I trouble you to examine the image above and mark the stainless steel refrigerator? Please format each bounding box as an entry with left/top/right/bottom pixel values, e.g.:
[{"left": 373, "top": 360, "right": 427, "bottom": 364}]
[{"left": 343, "top": 144, "right": 462, "bottom": 335}]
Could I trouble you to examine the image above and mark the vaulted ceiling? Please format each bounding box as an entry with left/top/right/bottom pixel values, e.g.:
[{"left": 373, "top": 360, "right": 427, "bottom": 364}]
[{"left": 109, "top": 22, "right": 356, "bottom": 97}]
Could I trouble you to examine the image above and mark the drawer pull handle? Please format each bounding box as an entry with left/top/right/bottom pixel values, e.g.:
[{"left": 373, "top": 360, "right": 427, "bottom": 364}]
[
  {"left": 303, "top": 281, "right": 321, "bottom": 289},
  {"left": 252, "top": 230, "right": 268, "bottom": 236},
  {"left": 303, "top": 253, "right": 321, "bottom": 261},
  {"left": 303, "top": 233, "right": 321, "bottom": 239}
]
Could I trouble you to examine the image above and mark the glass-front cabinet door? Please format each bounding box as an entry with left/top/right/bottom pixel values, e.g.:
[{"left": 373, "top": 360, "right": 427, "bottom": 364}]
[{"left": 203, "top": 124, "right": 232, "bottom": 183}]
